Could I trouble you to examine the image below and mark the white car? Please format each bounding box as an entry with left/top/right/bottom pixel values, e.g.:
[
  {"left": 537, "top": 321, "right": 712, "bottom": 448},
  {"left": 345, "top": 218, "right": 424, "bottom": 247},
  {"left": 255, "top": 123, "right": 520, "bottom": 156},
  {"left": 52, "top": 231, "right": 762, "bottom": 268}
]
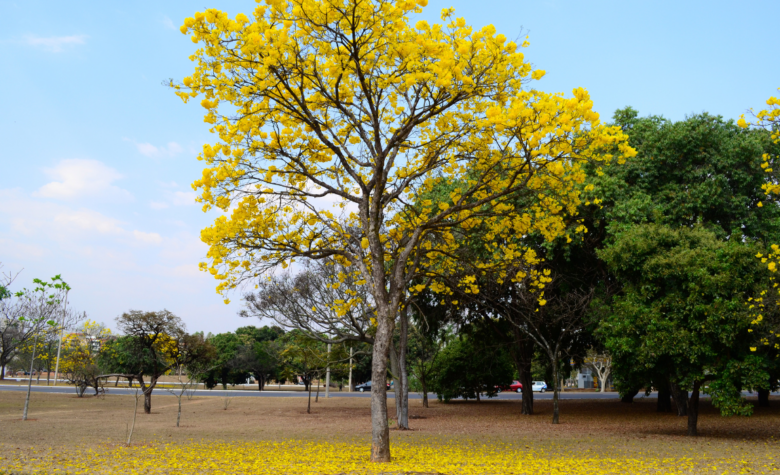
[{"left": 532, "top": 381, "right": 547, "bottom": 393}]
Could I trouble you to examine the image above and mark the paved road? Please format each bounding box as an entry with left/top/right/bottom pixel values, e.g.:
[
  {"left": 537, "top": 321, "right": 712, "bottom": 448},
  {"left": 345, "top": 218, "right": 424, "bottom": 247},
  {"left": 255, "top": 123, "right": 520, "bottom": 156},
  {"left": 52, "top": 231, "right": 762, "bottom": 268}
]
[
  {"left": 0, "top": 384, "right": 623, "bottom": 399},
  {"left": 2, "top": 384, "right": 775, "bottom": 400}
]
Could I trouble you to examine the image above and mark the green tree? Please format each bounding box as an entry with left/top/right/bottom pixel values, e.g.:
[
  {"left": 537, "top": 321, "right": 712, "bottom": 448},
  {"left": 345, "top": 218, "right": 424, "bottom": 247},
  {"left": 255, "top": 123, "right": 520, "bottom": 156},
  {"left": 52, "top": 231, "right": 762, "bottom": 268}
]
[
  {"left": 430, "top": 324, "right": 514, "bottom": 403},
  {"left": 99, "top": 310, "right": 214, "bottom": 414},
  {"left": 201, "top": 332, "right": 249, "bottom": 390},
  {"left": 598, "top": 224, "right": 770, "bottom": 435},
  {"left": 584, "top": 109, "right": 780, "bottom": 426}
]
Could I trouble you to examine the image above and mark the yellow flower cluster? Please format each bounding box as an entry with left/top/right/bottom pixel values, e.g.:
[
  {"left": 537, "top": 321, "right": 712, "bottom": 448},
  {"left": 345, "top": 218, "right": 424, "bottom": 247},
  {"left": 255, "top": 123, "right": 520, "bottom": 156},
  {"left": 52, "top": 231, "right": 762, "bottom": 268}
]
[
  {"left": 749, "top": 244, "right": 780, "bottom": 351},
  {"left": 738, "top": 88, "right": 780, "bottom": 195},
  {"left": 2, "top": 439, "right": 774, "bottom": 474}
]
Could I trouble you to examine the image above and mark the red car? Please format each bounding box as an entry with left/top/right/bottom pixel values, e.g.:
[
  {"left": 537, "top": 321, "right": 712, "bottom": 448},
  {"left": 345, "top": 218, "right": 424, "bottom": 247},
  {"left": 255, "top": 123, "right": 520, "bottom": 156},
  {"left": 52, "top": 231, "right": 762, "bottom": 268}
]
[{"left": 496, "top": 381, "right": 523, "bottom": 393}]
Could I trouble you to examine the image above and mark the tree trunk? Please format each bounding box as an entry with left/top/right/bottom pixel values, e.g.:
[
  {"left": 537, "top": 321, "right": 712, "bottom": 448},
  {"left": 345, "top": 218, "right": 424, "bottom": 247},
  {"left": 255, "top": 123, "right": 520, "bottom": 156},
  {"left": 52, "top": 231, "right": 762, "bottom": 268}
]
[
  {"left": 551, "top": 356, "right": 560, "bottom": 424},
  {"left": 599, "top": 369, "right": 610, "bottom": 392},
  {"left": 369, "top": 309, "right": 393, "bottom": 462},
  {"left": 657, "top": 385, "right": 672, "bottom": 412},
  {"left": 315, "top": 378, "right": 320, "bottom": 402},
  {"left": 176, "top": 396, "right": 182, "bottom": 427},
  {"left": 758, "top": 389, "right": 770, "bottom": 408},
  {"left": 621, "top": 388, "right": 639, "bottom": 403},
  {"left": 139, "top": 376, "right": 157, "bottom": 414},
  {"left": 397, "top": 307, "right": 409, "bottom": 430},
  {"left": 0, "top": 362, "right": 5, "bottom": 380},
  {"left": 510, "top": 326, "right": 534, "bottom": 415},
  {"left": 144, "top": 391, "right": 152, "bottom": 414},
  {"left": 687, "top": 380, "right": 700, "bottom": 436},
  {"left": 22, "top": 333, "right": 38, "bottom": 421},
  {"left": 670, "top": 382, "right": 688, "bottom": 416},
  {"left": 421, "top": 373, "right": 428, "bottom": 409},
  {"left": 127, "top": 390, "right": 140, "bottom": 445},
  {"left": 389, "top": 340, "right": 401, "bottom": 424},
  {"left": 307, "top": 381, "right": 312, "bottom": 414}
]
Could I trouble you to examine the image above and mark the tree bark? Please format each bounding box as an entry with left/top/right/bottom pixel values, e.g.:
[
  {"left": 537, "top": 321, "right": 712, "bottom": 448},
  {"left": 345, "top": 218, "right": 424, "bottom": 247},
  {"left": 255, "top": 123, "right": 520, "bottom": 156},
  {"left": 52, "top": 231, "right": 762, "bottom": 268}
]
[
  {"left": 670, "top": 382, "right": 688, "bottom": 416},
  {"left": 369, "top": 310, "right": 393, "bottom": 462},
  {"left": 138, "top": 376, "right": 157, "bottom": 414},
  {"left": 397, "top": 307, "right": 409, "bottom": 430},
  {"left": 758, "top": 389, "right": 770, "bottom": 408},
  {"left": 598, "top": 366, "right": 611, "bottom": 392},
  {"left": 176, "top": 396, "right": 182, "bottom": 427},
  {"left": 0, "top": 362, "right": 5, "bottom": 380},
  {"left": 315, "top": 378, "right": 320, "bottom": 403},
  {"left": 421, "top": 373, "right": 429, "bottom": 408},
  {"left": 621, "top": 388, "right": 639, "bottom": 403},
  {"left": 510, "top": 327, "right": 534, "bottom": 415},
  {"left": 687, "top": 380, "right": 700, "bottom": 436},
  {"left": 657, "top": 384, "right": 672, "bottom": 412},
  {"left": 307, "top": 381, "right": 312, "bottom": 414},
  {"left": 22, "top": 333, "right": 38, "bottom": 421},
  {"left": 551, "top": 356, "right": 560, "bottom": 424},
  {"left": 389, "top": 341, "right": 401, "bottom": 423}
]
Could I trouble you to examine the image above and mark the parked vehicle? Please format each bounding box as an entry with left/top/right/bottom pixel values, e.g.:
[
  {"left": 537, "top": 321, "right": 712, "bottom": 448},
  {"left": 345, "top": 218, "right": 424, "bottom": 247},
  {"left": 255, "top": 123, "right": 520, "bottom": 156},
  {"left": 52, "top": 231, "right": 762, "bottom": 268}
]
[
  {"left": 532, "top": 381, "right": 547, "bottom": 392},
  {"left": 355, "top": 381, "right": 391, "bottom": 392},
  {"left": 511, "top": 381, "right": 523, "bottom": 393}
]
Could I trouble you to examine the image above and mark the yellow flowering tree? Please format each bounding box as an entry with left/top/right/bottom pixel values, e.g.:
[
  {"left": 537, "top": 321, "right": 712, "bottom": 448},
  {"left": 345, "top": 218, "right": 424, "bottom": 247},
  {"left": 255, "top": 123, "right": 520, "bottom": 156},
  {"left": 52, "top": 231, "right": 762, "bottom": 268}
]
[
  {"left": 60, "top": 320, "right": 111, "bottom": 396},
  {"left": 742, "top": 89, "right": 780, "bottom": 403},
  {"left": 176, "top": 0, "right": 634, "bottom": 461}
]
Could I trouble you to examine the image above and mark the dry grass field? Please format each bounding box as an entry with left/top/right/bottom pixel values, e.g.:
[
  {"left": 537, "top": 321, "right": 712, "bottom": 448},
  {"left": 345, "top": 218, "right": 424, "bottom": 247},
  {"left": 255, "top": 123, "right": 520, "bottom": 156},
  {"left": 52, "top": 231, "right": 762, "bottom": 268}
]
[{"left": 1, "top": 390, "right": 779, "bottom": 474}]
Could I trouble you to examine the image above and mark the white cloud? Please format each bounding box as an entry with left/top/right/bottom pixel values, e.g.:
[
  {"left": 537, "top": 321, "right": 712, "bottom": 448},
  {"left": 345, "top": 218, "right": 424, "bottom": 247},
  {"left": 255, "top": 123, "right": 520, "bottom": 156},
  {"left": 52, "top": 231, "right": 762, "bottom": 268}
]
[
  {"left": 24, "top": 34, "right": 87, "bottom": 53},
  {"left": 128, "top": 139, "right": 183, "bottom": 158},
  {"left": 133, "top": 230, "right": 163, "bottom": 245},
  {"left": 150, "top": 201, "right": 169, "bottom": 210},
  {"left": 162, "top": 16, "right": 176, "bottom": 30},
  {"left": 172, "top": 191, "right": 197, "bottom": 206},
  {"left": 0, "top": 238, "right": 46, "bottom": 261},
  {"left": 53, "top": 209, "right": 125, "bottom": 235},
  {"left": 35, "top": 159, "right": 132, "bottom": 201}
]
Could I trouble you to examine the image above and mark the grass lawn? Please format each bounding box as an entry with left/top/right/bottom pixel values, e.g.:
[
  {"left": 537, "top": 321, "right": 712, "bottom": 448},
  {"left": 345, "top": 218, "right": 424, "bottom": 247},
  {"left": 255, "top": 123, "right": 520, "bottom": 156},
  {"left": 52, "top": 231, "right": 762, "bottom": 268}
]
[{"left": 1, "top": 390, "right": 779, "bottom": 474}]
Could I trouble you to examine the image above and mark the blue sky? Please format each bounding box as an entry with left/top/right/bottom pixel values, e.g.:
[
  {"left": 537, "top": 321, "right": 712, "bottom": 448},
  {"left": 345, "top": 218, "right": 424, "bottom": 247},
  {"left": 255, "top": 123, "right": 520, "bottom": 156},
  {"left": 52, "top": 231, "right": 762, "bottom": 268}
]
[{"left": 1, "top": 0, "right": 778, "bottom": 334}]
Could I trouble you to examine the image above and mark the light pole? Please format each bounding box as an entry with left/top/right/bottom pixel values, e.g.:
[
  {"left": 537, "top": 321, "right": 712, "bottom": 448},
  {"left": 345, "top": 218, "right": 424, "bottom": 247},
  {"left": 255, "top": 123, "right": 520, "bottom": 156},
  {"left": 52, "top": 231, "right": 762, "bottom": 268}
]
[{"left": 348, "top": 346, "right": 353, "bottom": 392}]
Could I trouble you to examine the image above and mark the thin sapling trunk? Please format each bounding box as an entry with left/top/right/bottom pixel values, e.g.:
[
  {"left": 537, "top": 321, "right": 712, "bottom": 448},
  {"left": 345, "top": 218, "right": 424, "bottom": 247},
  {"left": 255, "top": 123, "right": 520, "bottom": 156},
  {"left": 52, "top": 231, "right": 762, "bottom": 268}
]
[{"left": 22, "top": 333, "right": 39, "bottom": 421}]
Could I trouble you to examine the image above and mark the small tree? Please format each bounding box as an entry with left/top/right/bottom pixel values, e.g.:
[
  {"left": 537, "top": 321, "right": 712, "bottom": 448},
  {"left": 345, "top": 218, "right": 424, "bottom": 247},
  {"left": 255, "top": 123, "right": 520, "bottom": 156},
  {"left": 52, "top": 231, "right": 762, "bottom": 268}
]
[
  {"left": 233, "top": 339, "right": 282, "bottom": 390},
  {"left": 406, "top": 321, "right": 445, "bottom": 408},
  {"left": 1, "top": 275, "right": 72, "bottom": 381},
  {"left": 584, "top": 350, "right": 612, "bottom": 392},
  {"left": 281, "top": 331, "right": 349, "bottom": 413},
  {"left": 430, "top": 325, "right": 514, "bottom": 402},
  {"left": 61, "top": 321, "right": 112, "bottom": 397},
  {"left": 100, "top": 310, "right": 213, "bottom": 414},
  {"left": 166, "top": 336, "right": 216, "bottom": 427}
]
